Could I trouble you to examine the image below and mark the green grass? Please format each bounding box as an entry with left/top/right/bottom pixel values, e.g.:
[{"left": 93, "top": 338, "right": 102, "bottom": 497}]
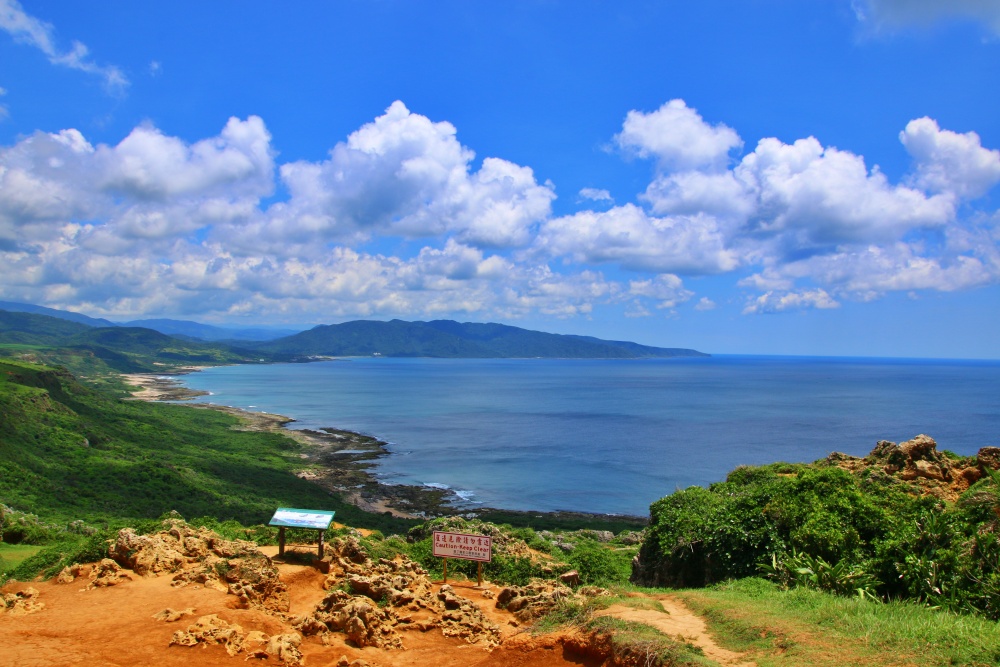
[
  {"left": 0, "top": 543, "right": 42, "bottom": 573},
  {"left": 678, "top": 577, "right": 1000, "bottom": 666}
]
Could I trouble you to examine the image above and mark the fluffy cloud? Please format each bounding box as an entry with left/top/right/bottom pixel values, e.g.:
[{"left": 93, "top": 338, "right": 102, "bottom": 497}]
[
  {"left": 0, "top": 0, "right": 127, "bottom": 92},
  {"left": 100, "top": 117, "right": 274, "bottom": 201},
  {"left": 579, "top": 187, "right": 613, "bottom": 203},
  {"left": 737, "top": 136, "right": 954, "bottom": 246},
  {"left": 0, "top": 117, "right": 275, "bottom": 254},
  {"left": 616, "top": 99, "right": 742, "bottom": 171},
  {"left": 1, "top": 98, "right": 998, "bottom": 323},
  {"left": 627, "top": 274, "right": 693, "bottom": 309},
  {"left": 901, "top": 117, "right": 1000, "bottom": 199},
  {"left": 536, "top": 204, "right": 740, "bottom": 274},
  {"left": 743, "top": 289, "right": 839, "bottom": 314},
  {"left": 603, "top": 99, "right": 998, "bottom": 312},
  {"left": 270, "top": 102, "right": 553, "bottom": 249}
]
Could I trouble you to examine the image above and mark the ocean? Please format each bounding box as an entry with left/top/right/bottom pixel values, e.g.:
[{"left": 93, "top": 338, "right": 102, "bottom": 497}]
[{"left": 178, "top": 355, "right": 1000, "bottom": 517}]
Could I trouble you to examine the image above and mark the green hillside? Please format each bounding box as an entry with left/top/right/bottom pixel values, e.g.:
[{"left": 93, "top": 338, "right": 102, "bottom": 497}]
[
  {"left": 0, "top": 309, "right": 285, "bottom": 373},
  {"left": 0, "top": 358, "right": 403, "bottom": 531}
]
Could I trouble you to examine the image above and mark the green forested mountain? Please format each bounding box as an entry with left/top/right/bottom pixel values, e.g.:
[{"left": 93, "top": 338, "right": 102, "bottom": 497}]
[{"left": 251, "top": 319, "right": 708, "bottom": 358}]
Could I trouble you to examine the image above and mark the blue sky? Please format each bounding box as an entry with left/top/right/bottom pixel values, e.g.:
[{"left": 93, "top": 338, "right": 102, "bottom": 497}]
[{"left": 1, "top": 1, "right": 999, "bottom": 358}]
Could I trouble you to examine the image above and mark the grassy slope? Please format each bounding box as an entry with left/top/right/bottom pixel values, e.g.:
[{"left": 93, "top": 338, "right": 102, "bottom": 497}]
[{"left": 678, "top": 578, "right": 1000, "bottom": 667}]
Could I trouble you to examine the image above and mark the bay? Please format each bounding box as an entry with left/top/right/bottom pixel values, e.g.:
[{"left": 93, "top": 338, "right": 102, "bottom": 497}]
[{"left": 178, "top": 355, "right": 1000, "bottom": 517}]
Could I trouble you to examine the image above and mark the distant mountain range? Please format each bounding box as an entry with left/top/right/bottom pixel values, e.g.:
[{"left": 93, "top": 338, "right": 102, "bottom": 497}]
[
  {"left": 0, "top": 301, "right": 299, "bottom": 341},
  {"left": 248, "top": 319, "right": 708, "bottom": 359},
  {"left": 0, "top": 301, "right": 708, "bottom": 360}
]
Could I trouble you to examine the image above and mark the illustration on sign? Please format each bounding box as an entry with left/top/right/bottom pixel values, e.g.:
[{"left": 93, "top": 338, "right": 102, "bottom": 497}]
[
  {"left": 432, "top": 531, "right": 492, "bottom": 562},
  {"left": 268, "top": 508, "right": 336, "bottom": 530}
]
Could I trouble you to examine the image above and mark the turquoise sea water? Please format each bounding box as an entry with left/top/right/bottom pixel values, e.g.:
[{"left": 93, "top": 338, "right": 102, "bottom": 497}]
[{"left": 178, "top": 356, "right": 1000, "bottom": 516}]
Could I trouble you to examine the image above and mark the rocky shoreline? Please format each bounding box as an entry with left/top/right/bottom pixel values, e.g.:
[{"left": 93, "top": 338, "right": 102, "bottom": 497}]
[{"left": 121, "top": 369, "right": 648, "bottom": 527}]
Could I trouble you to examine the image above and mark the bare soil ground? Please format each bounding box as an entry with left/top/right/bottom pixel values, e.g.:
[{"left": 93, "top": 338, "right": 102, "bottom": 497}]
[{"left": 0, "top": 543, "right": 752, "bottom": 667}]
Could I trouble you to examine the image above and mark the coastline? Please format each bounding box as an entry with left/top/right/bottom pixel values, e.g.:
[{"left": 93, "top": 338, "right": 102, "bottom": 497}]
[{"left": 121, "top": 369, "right": 648, "bottom": 527}]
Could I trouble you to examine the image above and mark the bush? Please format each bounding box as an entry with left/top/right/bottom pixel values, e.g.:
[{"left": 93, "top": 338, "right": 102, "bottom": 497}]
[{"left": 566, "top": 541, "right": 632, "bottom": 586}]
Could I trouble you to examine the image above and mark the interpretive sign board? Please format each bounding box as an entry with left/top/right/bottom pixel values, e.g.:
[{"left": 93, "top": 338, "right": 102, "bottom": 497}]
[
  {"left": 268, "top": 508, "right": 335, "bottom": 557},
  {"left": 432, "top": 531, "right": 492, "bottom": 562},
  {"left": 268, "top": 508, "right": 336, "bottom": 530}
]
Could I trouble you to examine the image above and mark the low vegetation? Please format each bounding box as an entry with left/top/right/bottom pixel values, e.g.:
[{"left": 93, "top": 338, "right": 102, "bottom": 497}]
[
  {"left": 633, "top": 447, "right": 1000, "bottom": 619},
  {"left": 680, "top": 577, "right": 1000, "bottom": 666}
]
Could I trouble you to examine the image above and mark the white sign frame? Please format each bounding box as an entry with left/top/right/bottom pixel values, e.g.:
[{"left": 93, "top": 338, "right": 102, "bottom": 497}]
[{"left": 432, "top": 530, "right": 492, "bottom": 562}]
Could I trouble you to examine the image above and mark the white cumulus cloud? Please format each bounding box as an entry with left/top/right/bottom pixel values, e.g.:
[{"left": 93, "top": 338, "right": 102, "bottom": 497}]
[
  {"left": 616, "top": 99, "right": 742, "bottom": 171},
  {"left": 267, "top": 101, "right": 553, "bottom": 249},
  {"left": 536, "top": 204, "right": 740, "bottom": 274},
  {"left": 743, "top": 289, "right": 840, "bottom": 314},
  {"left": 901, "top": 117, "right": 1000, "bottom": 200}
]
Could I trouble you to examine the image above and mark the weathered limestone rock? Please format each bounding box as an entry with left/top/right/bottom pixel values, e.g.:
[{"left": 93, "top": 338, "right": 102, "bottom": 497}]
[
  {"left": 169, "top": 614, "right": 302, "bottom": 664},
  {"left": 87, "top": 558, "right": 132, "bottom": 589},
  {"left": 0, "top": 587, "right": 44, "bottom": 616},
  {"left": 299, "top": 550, "right": 500, "bottom": 649},
  {"left": 496, "top": 580, "right": 573, "bottom": 622},
  {"left": 979, "top": 447, "right": 1000, "bottom": 472},
  {"left": 299, "top": 589, "right": 403, "bottom": 649},
  {"left": 55, "top": 563, "right": 90, "bottom": 584},
  {"left": 152, "top": 607, "right": 196, "bottom": 622}
]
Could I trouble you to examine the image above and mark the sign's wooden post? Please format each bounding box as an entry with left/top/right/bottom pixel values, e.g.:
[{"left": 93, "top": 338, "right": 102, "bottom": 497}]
[
  {"left": 432, "top": 531, "right": 492, "bottom": 588},
  {"left": 278, "top": 526, "right": 286, "bottom": 556},
  {"left": 317, "top": 529, "right": 324, "bottom": 558}
]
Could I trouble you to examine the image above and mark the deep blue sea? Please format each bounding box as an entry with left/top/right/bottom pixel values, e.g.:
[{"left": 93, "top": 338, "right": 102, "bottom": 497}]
[{"left": 178, "top": 356, "right": 1000, "bottom": 517}]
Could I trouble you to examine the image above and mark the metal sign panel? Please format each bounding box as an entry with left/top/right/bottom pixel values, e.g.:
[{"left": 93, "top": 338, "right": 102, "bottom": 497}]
[
  {"left": 432, "top": 530, "right": 492, "bottom": 562},
  {"left": 268, "top": 508, "right": 336, "bottom": 530}
]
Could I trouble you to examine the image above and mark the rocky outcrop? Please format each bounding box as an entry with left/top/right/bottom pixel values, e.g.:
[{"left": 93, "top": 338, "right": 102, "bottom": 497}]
[
  {"left": 299, "top": 588, "right": 403, "bottom": 649},
  {"left": 830, "top": 434, "right": 999, "bottom": 501},
  {"left": 87, "top": 558, "right": 132, "bottom": 589},
  {"left": 495, "top": 580, "right": 573, "bottom": 622},
  {"left": 435, "top": 584, "right": 500, "bottom": 645},
  {"left": 54, "top": 563, "right": 90, "bottom": 584},
  {"left": 103, "top": 520, "right": 290, "bottom": 613},
  {"left": 169, "top": 614, "right": 302, "bottom": 664},
  {"left": 294, "top": 536, "right": 501, "bottom": 649},
  {"left": 0, "top": 587, "right": 44, "bottom": 616},
  {"left": 109, "top": 521, "right": 259, "bottom": 576}
]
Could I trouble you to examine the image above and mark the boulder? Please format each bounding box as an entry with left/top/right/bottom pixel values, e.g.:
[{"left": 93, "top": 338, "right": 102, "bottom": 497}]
[{"left": 979, "top": 447, "right": 1000, "bottom": 472}]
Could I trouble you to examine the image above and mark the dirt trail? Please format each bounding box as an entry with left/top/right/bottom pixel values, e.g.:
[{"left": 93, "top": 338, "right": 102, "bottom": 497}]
[{"left": 596, "top": 593, "right": 755, "bottom": 667}]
